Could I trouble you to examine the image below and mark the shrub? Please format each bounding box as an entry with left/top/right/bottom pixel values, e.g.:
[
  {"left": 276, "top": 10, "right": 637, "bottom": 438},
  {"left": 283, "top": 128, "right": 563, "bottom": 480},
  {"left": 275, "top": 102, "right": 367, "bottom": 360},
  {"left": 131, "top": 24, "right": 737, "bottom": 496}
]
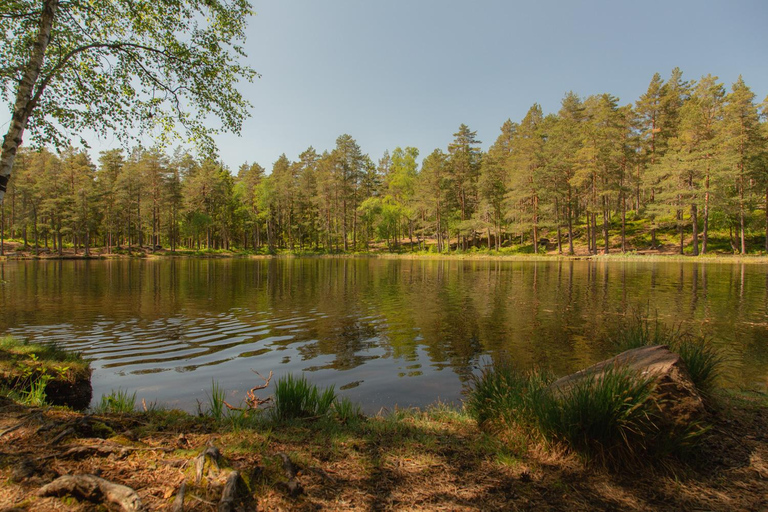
[
  {"left": 610, "top": 311, "right": 723, "bottom": 396},
  {"left": 610, "top": 309, "right": 682, "bottom": 351}
]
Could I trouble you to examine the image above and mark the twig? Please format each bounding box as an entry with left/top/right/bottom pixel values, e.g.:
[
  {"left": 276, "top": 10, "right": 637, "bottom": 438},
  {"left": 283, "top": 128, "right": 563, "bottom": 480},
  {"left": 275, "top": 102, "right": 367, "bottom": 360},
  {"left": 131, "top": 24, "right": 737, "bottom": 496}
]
[
  {"left": 48, "top": 427, "right": 75, "bottom": 445},
  {"left": 0, "top": 411, "right": 43, "bottom": 437},
  {"left": 222, "top": 370, "right": 273, "bottom": 411}
]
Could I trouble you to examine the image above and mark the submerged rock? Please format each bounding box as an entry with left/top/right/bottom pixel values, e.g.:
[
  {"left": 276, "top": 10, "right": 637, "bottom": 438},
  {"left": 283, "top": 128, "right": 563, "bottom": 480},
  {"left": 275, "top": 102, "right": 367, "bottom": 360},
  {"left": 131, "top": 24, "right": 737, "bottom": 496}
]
[{"left": 550, "top": 345, "right": 706, "bottom": 429}]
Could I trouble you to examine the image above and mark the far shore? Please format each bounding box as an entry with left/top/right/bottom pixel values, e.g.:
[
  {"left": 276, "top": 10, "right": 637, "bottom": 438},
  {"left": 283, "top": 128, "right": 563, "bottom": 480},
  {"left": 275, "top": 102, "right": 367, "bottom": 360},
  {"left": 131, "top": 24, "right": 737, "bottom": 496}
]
[{"left": 1, "top": 243, "right": 768, "bottom": 264}]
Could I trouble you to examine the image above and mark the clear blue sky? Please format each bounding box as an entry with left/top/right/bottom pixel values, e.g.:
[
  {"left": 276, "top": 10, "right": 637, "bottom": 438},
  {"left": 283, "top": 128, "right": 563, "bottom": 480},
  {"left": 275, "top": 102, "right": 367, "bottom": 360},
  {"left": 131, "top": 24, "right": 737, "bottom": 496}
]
[
  {"left": 6, "top": 0, "right": 768, "bottom": 172},
  {"left": 213, "top": 0, "right": 768, "bottom": 172}
]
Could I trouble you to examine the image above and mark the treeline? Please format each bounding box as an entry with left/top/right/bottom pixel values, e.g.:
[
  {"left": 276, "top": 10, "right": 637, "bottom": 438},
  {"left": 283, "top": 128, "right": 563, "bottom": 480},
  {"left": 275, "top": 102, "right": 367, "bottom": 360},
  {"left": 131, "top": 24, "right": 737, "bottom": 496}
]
[{"left": 2, "top": 68, "right": 767, "bottom": 256}]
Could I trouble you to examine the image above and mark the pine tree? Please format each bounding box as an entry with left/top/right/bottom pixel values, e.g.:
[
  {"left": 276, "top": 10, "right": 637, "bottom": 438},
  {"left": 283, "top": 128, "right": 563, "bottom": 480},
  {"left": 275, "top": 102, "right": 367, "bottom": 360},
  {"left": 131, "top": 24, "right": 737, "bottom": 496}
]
[{"left": 720, "top": 77, "right": 763, "bottom": 254}]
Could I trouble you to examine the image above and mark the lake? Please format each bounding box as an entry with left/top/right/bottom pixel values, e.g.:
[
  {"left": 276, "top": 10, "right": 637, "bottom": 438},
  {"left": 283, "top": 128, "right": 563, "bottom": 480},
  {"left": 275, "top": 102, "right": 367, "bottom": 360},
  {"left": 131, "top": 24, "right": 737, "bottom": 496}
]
[{"left": 1, "top": 257, "right": 766, "bottom": 412}]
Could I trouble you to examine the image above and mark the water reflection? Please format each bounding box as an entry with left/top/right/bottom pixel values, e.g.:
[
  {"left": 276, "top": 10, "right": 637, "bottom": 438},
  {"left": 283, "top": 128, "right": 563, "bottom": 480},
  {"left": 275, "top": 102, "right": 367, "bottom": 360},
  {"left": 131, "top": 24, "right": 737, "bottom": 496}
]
[{"left": 0, "top": 257, "right": 767, "bottom": 411}]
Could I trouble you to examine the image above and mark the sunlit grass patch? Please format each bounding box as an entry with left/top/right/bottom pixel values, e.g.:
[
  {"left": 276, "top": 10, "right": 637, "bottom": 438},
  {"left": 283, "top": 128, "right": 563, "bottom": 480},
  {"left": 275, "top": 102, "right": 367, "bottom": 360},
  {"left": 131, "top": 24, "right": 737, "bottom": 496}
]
[
  {"left": 271, "top": 373, "right": 337, "bottom": 421},
  {"left": 0, "top": 336, "right": 91, "bottom": 407},
  {"left": 95, "top": 388, "right": 137, "bottom": 413}
]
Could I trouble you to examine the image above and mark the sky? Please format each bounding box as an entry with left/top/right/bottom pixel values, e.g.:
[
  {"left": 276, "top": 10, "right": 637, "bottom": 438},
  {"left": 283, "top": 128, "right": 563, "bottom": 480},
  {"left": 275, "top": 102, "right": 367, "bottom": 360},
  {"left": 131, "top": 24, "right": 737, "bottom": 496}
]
[{"left": 4, "top": 0, "right": 768, "bottom": 173}]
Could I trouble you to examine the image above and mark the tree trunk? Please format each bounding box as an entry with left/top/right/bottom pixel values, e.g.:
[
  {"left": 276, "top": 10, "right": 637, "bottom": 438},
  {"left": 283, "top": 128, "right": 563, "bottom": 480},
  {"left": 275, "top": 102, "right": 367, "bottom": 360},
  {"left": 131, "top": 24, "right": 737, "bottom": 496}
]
[
  {"left": 591, "top": 212, "right": 598, "bottom": 255},
  {"left": 555, "top": 197, "right": 562, "bottom": 255},
  {"left": 739, "top": 177, "right": 746, "bottom": 255},
  {"left": 0, "top": 0, "right": 58, "bottom": 204},
  {"left": 691, "top": 203, "right": 699, "bottom": 256},
  {"left": 621, "top": 194, "right": 626, "bottom": 253},
  {"left": 603, "top": 197, "right": 609, "bottom": 255},
  {"left": 568, "top": 185, "right": 573, "bottom": 255},
  {"left": 765, "top": 185, "right": 768, "bottom": 253},
  {"left": 532, "top": 193, "right": 539, "bottom": 254},
  {"left": 702, "top": 173, "right": 710, "bottom": 254}
]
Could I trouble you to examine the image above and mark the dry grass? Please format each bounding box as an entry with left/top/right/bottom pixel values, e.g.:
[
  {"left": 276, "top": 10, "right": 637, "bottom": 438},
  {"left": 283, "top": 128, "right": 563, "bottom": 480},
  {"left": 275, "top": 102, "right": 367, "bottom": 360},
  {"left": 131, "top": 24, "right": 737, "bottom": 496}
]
[{"left": 1, "top": 391, "right": 767, "bottom": 511}]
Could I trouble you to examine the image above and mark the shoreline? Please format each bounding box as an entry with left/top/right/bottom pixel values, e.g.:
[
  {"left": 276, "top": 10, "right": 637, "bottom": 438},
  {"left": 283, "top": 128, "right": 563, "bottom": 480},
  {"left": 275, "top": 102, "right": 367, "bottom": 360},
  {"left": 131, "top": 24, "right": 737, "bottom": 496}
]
[{"left": 1, "top": 249, "right": 768, "bottom": 264}]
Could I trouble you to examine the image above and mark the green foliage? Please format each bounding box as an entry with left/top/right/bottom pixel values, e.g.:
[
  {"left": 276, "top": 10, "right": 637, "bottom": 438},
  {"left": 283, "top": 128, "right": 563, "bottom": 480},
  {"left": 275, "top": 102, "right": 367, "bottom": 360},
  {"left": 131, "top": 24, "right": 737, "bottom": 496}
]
[
  {"left": 0, "top": 336, "right": 90, "bottom": 407},
  {"left": 610, "top": 311, "right": 723, "bottom": 395},
  {"left": 465, "top": 363, "right": 545, "bottom": 428},
  {"left": 467, "top": 354, "right": 712, "bottom": 464},
  {"left": 1, "top": 0, "right": 256, "bottom": 153},
  {"left": 530, "top": 365, "right": 660, "bottom": 464},
  {"left": 271, "top": 374, "right": 337, "bottom": 421},
  {"left": 610, "top": 309, "right": 683, "bottom": 351},
  {"left": 206, "top": 380, "right": 227, "bottom": 422},
  {"left": 333, "top": 396, "right": 364, "bottom": 424},
  {"left": 95, "top": 389, "right": 137, "bottom": 414},
  {"left": 674, "top": 337, "right": 723, "bottom": 396}
]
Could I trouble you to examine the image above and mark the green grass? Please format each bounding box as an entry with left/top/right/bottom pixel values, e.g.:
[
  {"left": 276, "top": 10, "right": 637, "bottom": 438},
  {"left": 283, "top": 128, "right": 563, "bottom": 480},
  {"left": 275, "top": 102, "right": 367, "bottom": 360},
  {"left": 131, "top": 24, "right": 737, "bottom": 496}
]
[
  {"left": 674, "top": 337, "right": 723, "bottom": 396},
  {"left": 467, "top": 353, "right": 710, "bottom": 465},
  {"left": 465, "top": 363, "right": 544, "bottom": 429},
  {"left": 0, "top": 336, "right": 90, "bottom": 406},
  {"left": 271, "top": 373, "right": 337, "bottom": 421},
  {"left": 95, "top": 389, "right": 137, "bottom": 413},
  {"left": 610, "top": 309, "right": 683, "bottom": 352},
  {"left": 531, "top": 364, "right": 661, "bottom": 464},
  {"left": 609, "top": 311, "right": 723, "bottom": 396}
]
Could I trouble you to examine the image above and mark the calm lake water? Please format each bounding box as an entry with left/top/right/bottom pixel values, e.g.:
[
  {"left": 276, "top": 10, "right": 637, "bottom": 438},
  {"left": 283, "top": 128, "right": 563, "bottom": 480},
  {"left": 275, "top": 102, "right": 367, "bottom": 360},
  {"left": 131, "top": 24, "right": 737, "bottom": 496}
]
[{"left": 1, "top": 257, "right": 767, "bottom": 412}]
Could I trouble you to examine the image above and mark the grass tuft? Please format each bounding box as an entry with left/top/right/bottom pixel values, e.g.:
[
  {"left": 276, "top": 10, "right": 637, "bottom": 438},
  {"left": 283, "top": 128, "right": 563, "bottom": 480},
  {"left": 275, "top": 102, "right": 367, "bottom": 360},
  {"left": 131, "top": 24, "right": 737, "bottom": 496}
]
[
  {"left": 95, "top": 389, "right": 137, "bottom": 413},
  {"left": 610, "top": 309, "right": 683, "bottom": 352},
  {"left": 674, "top": 337, "right": 723, "bottom": 396},
  {"left": 610, "top": 310, "right": 723, "bottom": 396},
  {"left": 271, "top": 373, "right": 336, "bottom": 421},
  {"left": 531, "top": 364, "right": 659, "bottom": 464},
  {"left": 465, "top": 363, "right": 546, "bottom": 429}
]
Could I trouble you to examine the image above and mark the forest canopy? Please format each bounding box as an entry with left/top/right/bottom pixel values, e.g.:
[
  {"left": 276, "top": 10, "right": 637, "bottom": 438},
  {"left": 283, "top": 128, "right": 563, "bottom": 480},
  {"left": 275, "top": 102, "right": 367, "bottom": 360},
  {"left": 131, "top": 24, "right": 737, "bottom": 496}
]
[{"left": 2, "top": 69, "right": 768, "bottom": 257}]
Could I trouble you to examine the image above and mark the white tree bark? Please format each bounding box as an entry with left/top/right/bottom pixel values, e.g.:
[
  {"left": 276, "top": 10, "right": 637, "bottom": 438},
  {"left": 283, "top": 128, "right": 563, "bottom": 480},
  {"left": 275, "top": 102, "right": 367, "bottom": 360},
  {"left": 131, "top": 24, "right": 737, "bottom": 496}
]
[{"left": 0, "top": 0, "right": 58, "bottom": 204}]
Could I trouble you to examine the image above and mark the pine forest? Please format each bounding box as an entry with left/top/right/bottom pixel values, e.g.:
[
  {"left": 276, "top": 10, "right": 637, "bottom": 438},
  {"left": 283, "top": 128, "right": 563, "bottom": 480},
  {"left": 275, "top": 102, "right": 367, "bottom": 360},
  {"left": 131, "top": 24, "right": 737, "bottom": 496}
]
[{"left": 5, "top": 69, "right": 768, "bottom": 257}]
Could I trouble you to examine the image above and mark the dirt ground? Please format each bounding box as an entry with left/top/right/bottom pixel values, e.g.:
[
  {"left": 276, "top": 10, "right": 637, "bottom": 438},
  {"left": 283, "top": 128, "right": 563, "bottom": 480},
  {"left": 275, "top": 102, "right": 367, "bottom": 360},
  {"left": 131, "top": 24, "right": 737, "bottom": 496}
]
[{"left": 1, "top": 391, "right": 767, "bottom": 512}]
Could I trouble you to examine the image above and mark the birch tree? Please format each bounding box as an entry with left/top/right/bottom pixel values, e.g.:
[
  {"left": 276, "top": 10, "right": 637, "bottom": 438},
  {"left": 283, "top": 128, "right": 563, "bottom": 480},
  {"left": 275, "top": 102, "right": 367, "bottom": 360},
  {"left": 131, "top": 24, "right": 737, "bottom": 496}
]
[{"left": 0, "top": 0, "right": 256, "bottom": 203}]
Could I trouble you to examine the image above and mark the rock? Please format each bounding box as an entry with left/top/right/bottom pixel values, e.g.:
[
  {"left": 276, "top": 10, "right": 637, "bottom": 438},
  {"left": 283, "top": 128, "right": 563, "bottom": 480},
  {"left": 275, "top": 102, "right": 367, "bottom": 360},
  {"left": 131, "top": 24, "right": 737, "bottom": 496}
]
[{"left": 550, "top": 345, "right": 706, "bottom": 430}]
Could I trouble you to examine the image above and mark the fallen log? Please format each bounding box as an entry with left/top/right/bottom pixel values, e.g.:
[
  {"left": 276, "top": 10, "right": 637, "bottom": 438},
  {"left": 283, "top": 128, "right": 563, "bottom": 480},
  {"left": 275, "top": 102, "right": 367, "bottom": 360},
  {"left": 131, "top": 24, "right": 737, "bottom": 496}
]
[{"left": 36, "top": 473, "right": 144, "bottom": 512}]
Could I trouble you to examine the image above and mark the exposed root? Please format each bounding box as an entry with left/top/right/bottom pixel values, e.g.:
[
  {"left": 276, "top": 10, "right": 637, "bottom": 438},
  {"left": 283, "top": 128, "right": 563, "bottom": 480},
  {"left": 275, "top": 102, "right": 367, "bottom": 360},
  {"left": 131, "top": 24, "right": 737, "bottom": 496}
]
[
  {"left": 276, "top": 451, "right": 303, "bottom": 497},
  {"left": 0, "top": 410, "right": 43, "bottom": 437},
  {"left": 194, "top": 444, "right": 221, "bottom": 484},
  {"left": 36, "top": 473, "right": 144, "bottom": 511},
  {"left": 170, "top": 481, "right": 186, "bottom": 512},
  {"left": 218, "top": 470, "right": 240, "bottom": 512}
]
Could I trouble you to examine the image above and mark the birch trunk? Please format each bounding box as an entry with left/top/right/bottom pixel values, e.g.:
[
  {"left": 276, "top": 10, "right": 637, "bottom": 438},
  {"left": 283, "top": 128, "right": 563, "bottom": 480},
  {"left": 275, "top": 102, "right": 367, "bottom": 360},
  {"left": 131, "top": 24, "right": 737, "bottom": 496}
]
[{"left": 0, "top": 0, "right": 58, "bottom": 204}]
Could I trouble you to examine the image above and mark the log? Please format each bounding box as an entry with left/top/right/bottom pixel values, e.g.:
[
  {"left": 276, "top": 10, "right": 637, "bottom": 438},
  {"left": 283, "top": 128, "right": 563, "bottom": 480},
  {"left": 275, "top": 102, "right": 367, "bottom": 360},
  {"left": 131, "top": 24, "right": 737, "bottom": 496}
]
[
  {"left": 217, "top": 470, "right": 239, "bottom": 512},
  {"left": 550, "top": 345, "right": 706, "bottom": 430},
  {"left": 36, "top": 474, "right": 144, "bottom": 512}
]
